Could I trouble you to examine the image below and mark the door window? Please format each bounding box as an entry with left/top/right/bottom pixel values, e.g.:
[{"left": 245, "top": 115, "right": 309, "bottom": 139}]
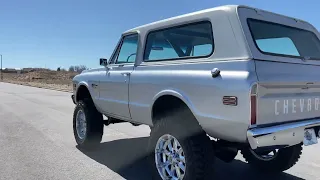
[{"left": 116, "top": 34, "right": 138, "bottom": 64}]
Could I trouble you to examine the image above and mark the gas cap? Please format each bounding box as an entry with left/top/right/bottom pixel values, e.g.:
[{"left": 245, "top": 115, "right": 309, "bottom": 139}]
[{"left": 211, "top": 68, "right": 220, "bottom": 78}]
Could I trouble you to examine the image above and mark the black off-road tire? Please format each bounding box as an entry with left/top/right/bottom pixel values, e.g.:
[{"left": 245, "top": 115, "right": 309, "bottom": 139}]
[
  {"left": 73, "top": 99, "right": 104, "bottom": 149},
  {"left": 241, "top": 143, "right": 303, "bottom": 173},
  {"left": 147, "top": 107, "right": 215, "bottom": 180}
]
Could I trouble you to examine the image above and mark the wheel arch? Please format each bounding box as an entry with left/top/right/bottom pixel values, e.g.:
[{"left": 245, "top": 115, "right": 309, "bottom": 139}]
[
  {"left": 75, "top": 82, "right": 92, "bottom": 103},
  {"left": 151, "top": 89, "right": 198, "bottom": 124}
]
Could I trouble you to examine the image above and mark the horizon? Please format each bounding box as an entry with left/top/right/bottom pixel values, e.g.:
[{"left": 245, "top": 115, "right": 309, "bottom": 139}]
[{"left": 1, "top": 0, "right": 320, "bottom": 69}]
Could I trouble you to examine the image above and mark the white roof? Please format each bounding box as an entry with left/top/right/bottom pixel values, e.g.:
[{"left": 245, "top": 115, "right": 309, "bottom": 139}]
[
  {"left": 123, "top": 4, "right": 307, "bottom": 34},
  {"left": 124, "top": 5, "right": 239, "bottom": 33}
]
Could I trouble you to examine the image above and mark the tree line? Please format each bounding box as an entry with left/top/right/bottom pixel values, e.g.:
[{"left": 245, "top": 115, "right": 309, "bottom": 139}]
[{"left": 57, "top": 65, "right": 88, "bottom": 73}]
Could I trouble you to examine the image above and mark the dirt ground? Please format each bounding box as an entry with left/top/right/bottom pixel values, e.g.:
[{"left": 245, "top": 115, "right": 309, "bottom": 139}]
[{"left": 2, "top": 71, "right": 78, "bottom": 92}]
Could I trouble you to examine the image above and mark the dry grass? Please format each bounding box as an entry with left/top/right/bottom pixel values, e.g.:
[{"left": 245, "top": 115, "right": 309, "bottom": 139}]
[{"left": 2, "top": 71, "right": 78, "bottom": 92}]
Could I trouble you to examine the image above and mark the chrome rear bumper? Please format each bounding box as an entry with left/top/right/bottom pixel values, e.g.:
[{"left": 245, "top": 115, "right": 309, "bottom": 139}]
[{"left": 247, "top": 119, "right": 320, "bottom": 150}]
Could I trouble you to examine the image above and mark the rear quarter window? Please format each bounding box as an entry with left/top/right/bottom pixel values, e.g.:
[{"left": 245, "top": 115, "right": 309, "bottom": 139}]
[{"left": 144, "top": 21, "right": 214, "bottom": 61}]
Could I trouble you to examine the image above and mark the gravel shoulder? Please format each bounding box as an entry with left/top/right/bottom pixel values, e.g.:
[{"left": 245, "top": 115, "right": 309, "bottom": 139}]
[
  {"left": 3, "top": 80, "right": 73, "bottom": 92},
  {"left": 2, "top": 71, "right": 76, "bottom": 92}
]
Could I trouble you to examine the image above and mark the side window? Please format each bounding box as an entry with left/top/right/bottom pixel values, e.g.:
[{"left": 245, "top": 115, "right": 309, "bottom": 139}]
[
  {"left": 148, "top": 39, "right": 179, "bottom": 60},
  {"left": 144, "top": 21, "right": 214, "bottom": 61},
  {"left": 116, "top": 34, "right": 138, "bottom": 64},
  {"left": 192, "top": 44, "right": 213, "bottom": 56}
]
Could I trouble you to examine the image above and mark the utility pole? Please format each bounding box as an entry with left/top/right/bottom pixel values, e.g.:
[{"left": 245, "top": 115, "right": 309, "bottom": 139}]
[{"left": 0, "top": 54, "right": 2, "bottom": 81}]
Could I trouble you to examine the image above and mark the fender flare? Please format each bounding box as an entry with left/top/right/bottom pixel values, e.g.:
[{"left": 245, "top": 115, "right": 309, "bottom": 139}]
[
  {"left": 151, "top": 89, "right": 197, "bottom": 119},
  {"left": 74, "top": 81, "right": 91, "bottom": 103}
]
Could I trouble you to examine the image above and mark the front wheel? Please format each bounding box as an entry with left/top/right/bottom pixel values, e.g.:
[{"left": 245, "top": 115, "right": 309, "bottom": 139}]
[
  {"left": 241, "top": 143, "right": 303, "bottom": 173},
  {"left": 73, "top": 99, "right": 104, "bottom": 149}
]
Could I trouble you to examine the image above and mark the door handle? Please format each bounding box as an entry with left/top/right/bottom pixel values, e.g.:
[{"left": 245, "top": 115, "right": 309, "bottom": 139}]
[{"left": 121, "top": 72, "right": 131, "bottom": 76}]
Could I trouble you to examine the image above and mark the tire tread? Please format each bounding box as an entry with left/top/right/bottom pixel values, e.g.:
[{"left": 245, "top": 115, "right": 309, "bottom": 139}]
[
  {"left": 241, "top": 143, "right": 302, "bottom": 172},
  {"left": 73, "top": 99, "right": 103, "bottom": 149},
  {"left": 148, "top": 107, "right": 215, "bottom": 180}
]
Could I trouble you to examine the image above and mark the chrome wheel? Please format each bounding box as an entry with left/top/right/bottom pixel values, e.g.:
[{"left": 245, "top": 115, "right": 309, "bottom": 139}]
[
  {"left": 250, "top": 149, "right": 279, "bottom": 161},
  {"left": 76, "top": 110, "right": 87, "bottom": 140},
  {"left": 155, "top": 134, "right": 186, "bottom": 180}
]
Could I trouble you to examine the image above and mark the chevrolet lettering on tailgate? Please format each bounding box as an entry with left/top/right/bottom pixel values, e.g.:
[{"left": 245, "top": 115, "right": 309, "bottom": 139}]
[{"left": 275, "top": 98, "right": 320, "bottom": 115}]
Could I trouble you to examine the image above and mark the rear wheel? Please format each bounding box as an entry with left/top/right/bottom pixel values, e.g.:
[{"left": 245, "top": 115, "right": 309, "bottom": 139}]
[
  {"left": 147, "top": 108, "right": 215, "bottom": 180},
  {"left": 73, "top": 99, "right": 104, "bottom": 149},
  {"left": 241, "top": 143, "right": 303, "bottom": 173}
]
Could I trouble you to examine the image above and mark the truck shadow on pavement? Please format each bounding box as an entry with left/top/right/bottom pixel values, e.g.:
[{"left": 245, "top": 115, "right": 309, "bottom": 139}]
[{"left": 77, "top": 137, "right": 304, "bottom": 180}]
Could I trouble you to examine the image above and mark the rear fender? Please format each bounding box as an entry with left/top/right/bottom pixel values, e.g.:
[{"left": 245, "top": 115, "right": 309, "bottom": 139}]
[{"left": 152, "top": 89, "right": 198, "bottom": 121}]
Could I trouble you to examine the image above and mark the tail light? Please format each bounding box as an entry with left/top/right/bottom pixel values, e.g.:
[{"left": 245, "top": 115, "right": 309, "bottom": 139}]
[{"left": 250, "top": 84, "right": 257, "bottom": 125}]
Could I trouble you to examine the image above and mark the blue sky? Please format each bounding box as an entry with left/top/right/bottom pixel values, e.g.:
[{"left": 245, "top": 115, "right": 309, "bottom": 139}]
[{"left": 0, "top": 0, "right": 319, "bottom": 69}]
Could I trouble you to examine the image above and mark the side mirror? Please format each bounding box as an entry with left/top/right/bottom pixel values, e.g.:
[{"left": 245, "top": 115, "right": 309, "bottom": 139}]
[{"left": 99, "top": 58, "right": 109, "bottom": 66}]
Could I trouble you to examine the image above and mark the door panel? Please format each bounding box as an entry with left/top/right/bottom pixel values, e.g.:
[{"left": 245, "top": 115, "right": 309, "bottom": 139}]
[
  {"left": 98, "top": 33, "right": 138, "bottom": 119},
  {"left": 99, "top": 65, "right": 133, "bottom": 118}
]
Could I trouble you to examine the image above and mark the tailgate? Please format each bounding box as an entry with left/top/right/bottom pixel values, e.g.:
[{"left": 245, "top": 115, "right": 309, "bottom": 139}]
[
  {"left": 237, "top": 6, "right": 320, "bottom": 125},
  {"left": 255, "top": 60, "right": 320, "bottom": 125}
]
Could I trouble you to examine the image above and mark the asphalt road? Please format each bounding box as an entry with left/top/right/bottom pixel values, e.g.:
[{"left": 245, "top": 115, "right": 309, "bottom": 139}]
[{"left": 1, "top": 82, "right": 320, "bottom": 180}]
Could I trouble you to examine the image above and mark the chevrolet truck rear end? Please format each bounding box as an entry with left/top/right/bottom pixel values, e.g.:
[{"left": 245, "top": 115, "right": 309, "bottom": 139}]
[{"left": 71, "top": 5, "right": 320, "bottom": 179}]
